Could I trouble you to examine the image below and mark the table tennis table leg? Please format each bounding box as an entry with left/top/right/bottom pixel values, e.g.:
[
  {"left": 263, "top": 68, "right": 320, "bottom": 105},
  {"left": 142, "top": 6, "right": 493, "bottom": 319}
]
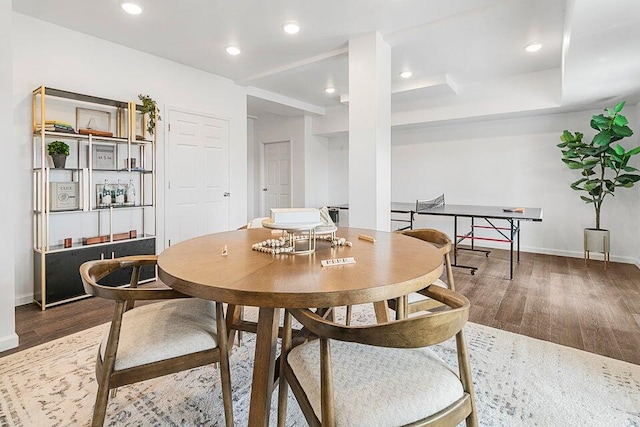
[
  {"left": 517, "top": 220, "right": 520, "bottom": 262},
  {"left": 451, "top": 215, "right": 479, "bottom": 276},
  {"left": 510, "top": 219, "right": 514, "bottom": 280}
]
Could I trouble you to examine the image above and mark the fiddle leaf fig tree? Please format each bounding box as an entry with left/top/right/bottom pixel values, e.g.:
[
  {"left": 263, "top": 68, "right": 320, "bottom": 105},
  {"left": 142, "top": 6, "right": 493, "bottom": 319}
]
[{"left": 558, "top": 101, "right": 640, "bottom": 230}]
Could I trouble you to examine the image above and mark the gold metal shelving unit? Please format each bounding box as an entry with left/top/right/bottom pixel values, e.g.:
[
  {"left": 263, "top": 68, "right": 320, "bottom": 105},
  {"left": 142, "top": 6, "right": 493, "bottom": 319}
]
[{"left": 32, "top": 86, "right": 157, "bottom": 309}]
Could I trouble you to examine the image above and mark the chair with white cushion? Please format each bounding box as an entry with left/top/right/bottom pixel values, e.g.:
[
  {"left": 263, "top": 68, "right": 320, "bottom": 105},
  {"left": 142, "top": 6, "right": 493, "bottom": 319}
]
[
  {"left": 390, "top": 228, "right": 456, "bottom": 317},
  {"left": 344, "top": 228, "right": 455, "bottom": 323},
  {"left": 79, "top": 256, "right": 233, "bottom": 427},
  {"left": 277, "top": 285, "right": 477, "bottom": 426}
]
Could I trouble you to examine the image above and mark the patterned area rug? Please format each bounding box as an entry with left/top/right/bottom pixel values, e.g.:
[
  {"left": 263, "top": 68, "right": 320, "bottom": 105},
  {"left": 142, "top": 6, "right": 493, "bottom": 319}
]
[{"left": 1, "top": 305, "right": 639, "bottom": 426}]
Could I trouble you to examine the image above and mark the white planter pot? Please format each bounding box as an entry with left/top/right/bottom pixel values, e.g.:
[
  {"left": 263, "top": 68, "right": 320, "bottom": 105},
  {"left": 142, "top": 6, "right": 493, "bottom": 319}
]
[
  {"left": 584, "top": 228, "right": 610, "bottom": 253},
  {"left": 584, "top": 228, "right": 610, "bottom": 269}
]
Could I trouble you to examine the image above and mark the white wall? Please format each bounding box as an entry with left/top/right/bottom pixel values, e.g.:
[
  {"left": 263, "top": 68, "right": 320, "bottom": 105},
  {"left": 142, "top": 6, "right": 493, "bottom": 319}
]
[
  {"left": 0, "top": 0, "right": 18, "bottom": 351},
  {"left": 247, "top": 117, "right": 256, "bottom": 219},
  {"left": 252, "top": 114, "right": 331, "bottom": 212},
  {"left": 253, "top": 114, "right": 306, "bottom": 209},
  {"left": 12, "top": 13, "right": 247, "bottom": 305},
  {"left": 327, "top": 107, "right": 640, "bottom": 262},
  {"left": 327, "top": 134, "right": 349, "bottom": 205}
]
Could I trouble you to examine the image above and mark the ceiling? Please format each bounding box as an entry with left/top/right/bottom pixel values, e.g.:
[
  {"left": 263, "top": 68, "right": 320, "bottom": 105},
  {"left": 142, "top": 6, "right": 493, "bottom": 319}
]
[{"left": 12, "top": 0, "right": 640, "bottom": 121}]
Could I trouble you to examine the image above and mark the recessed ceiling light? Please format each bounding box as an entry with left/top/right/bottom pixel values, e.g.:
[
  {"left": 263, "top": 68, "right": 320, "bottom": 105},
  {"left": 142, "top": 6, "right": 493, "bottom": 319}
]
[
  {"left": 121, "top": 2, "right": 143, "bottom": 15},
  {"left": 525, "top": 42, "right": 543, "bottom": 53},
  {"left": 399, "top": 71, "right": 413, "bottom": 79},
  {"left": 226, "top": 46, "right": 241, "bottom": 56},
  {"left": 325, "top": 87, "right": 336, "bottom": 94},
  {"left": 283, "top": 22, "right": 300, "bottom": 35}
]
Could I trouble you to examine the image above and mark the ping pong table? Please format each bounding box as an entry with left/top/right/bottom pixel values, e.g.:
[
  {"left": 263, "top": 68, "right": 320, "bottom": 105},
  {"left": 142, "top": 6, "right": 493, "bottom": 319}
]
[{"left": 329, "top": 201, "right": 543, "bottom": 280}]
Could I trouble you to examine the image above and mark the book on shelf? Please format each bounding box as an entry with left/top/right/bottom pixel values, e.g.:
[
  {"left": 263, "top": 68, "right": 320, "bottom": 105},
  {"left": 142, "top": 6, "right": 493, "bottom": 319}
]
[
  {"left": 36, "top": 123, "right": 77, "bottom": 133},
  {"left": 45, "top": 120, "right": 73, "bottom": 127},
  {"left": 503, "top": 207, "right": 525, "bottom": 213}
]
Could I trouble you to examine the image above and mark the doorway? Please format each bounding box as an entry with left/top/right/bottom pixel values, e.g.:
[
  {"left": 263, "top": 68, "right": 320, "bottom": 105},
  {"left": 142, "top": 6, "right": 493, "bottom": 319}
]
[
  {"left": 261, "top": 140, "right": 291, "bottom": 216},
  {"left": 166, "top": 109, "right": 230, "bottom": 246}
]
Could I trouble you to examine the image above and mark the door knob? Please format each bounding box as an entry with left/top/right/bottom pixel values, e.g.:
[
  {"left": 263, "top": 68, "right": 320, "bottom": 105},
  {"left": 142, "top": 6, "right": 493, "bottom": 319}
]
[
  {"left": 223, "top": 192, "right": 230, "bottom": 197},
  {"left": 262, "top": 188, "right": 267, "bottom": 191}
]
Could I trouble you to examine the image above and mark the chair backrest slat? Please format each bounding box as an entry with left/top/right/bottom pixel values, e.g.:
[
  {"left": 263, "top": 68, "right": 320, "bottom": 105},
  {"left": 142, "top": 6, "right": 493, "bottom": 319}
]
[
  {"left": 397, "top": 228, "right": 451, "bottom": 255},
  {"left": 290, "top": 285, "right": 469, "bottom": 348},
  {"left": 80, "top": 256, "right": 188, "bottom": 301}
]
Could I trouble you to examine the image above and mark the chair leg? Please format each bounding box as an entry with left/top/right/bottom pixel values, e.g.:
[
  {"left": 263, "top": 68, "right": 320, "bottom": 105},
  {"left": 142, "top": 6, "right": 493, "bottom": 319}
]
[
  {"left": 93, "top": 301, "right": 126, "bottom": 427},
  {"left": 445, "top": 252, "right": 455, "bottom": 291},
  {"left": 92, "top": 374, "right": 111, "bottom": 427},
  {"left": 216, "top": 302, "right": 234, "bottom": 427},
  {"left": 109, "top": 388, "right": 118, "bottom": 398},
  {"left": 277, "top": 310, "right": 293, "bottom": 427},
  {"left": 456, "top": 330, "right": 478, "bottom": 427},
  {"left": 345, "top": 305, "right": 352, "bottom": 326},
  {"left": 238, "top": 306, "right": 244, "bottom": 346}
]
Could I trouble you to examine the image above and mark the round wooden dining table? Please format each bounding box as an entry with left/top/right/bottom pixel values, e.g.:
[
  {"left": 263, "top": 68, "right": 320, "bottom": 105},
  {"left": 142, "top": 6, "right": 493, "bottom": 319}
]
[{"left": 157, "top": 227, "right": 443, "bottom": 426}]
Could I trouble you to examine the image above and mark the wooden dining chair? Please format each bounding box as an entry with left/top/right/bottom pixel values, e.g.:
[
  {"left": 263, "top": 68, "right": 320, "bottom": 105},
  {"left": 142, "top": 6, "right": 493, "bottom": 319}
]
[
  {"left": 79, "top": 255, "right": 234, "bottom": 427},
  {"left": 344, "top": 228, "right": 455, "bottom": 323},
  {"left": 277, "top": 285, "right": 477, "bottom": 427},
  {"left": 390, "top": 228, "right": 456, "bottom": 317}
]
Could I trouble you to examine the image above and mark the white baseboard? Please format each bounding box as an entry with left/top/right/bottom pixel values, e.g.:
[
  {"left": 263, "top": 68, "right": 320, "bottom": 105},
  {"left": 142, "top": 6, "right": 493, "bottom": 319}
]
[
  {"left": 15, "top": 293, "right": 33, "bottom": 307},
  {"left": 520, "top": 246, "right": 638, "bottom": 265},
  {"left": 0, "top": 332, "right": 19, "bottom": 352}
]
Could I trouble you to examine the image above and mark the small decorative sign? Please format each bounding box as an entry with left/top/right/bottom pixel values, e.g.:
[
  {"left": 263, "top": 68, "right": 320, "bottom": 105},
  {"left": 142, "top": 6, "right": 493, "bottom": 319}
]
[
  {"left": 92, "top": 144, "right": 116, "bottom": 170},
  {"left": 50, "top": 182, "right": 79, "bottom": 211}
]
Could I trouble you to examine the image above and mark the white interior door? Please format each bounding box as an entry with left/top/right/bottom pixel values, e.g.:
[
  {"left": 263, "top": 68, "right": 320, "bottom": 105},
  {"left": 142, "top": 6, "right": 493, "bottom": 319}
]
[
  {"left": 262, "top": 141, "right": 291, "bottom": 216},
  {"left": 166, "top": 109, "right": 230, "bottom": 246}
]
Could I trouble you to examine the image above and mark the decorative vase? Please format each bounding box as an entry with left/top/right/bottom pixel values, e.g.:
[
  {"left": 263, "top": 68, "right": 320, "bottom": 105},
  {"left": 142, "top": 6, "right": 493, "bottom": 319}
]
[
  {"left": 52, "top": 154, "right": 67, "bottom": 168},
  {"left": 584, "top": 228, "right": 610, "bottom": 269}
]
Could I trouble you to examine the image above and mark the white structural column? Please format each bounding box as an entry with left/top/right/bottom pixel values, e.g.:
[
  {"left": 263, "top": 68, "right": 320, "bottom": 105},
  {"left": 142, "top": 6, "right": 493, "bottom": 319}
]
[
  {"left": 348, "top": 32, "right": 391, "bottom": 230},
  {"left": 0, "top": 0, "right": 18, "bottom": 352},
  {"left": 303, "top": 115, "right": 329, "bottom": 208}
]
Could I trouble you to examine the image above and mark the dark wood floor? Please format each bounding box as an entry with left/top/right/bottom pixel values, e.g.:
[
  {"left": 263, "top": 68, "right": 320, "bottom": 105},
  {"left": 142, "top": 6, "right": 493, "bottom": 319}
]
[{"left": 2, "top": 248, "right": 640, "bottom": 365}]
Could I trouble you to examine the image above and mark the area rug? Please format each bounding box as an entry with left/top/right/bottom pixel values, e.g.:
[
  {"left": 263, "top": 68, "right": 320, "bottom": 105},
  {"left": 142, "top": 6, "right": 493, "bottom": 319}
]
[{"left": 1, "top": 305, "right": 639, "bottom": 426}]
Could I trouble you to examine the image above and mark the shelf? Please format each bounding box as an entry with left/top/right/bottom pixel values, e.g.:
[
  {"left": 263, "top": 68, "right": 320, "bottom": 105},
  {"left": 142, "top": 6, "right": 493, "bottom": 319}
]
[
  {"left": 93, "top": 204, "right": 152, "bottom": 210},
  {"left": 33, "top": 131, "right": 154, "bottom": 144},
  {"left": 34, "top": 204, "right": 153, "bottom": 214},
  {"left": 33, "top": 87, "right": 131, "bottom": 108},
  {"left": 34, "top": 208, "right": 84, "bottom": 215},
  {"left": 36, "top": 234, "right": 156, "bottom": 254},
  {"left": 34, "top": 167, "right": 152, "bottom": 173}
]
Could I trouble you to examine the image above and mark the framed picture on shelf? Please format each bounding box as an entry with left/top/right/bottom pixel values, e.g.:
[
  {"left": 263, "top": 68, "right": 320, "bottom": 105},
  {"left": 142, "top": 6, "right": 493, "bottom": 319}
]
[
  {"left": 92, "top": 144, "right": 116, "bottom": 170},
  {"left": 49, "top": 182, "right": 79, "bottom": 211},
  {"left": 76, "top": 108, "right": 112, "bottom": 136}
]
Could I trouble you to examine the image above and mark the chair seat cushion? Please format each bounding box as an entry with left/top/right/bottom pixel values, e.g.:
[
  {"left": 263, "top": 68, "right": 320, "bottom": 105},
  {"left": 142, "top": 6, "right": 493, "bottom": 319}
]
[
  {"left": 101, "top": 299, "right": 218, "bottom": 371},
  {"left": 287, "top": 339, "right": 464, "bottom": 426},
  {"left": 408, "top": 278, "right": 447, "bottom": 303}
]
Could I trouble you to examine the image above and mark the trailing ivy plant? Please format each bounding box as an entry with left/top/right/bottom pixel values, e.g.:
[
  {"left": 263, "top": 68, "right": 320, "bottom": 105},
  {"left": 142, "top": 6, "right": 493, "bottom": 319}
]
[
  {"left": 558, "top": 101, "right": 640, "bottom": 230},
  {"left": 138, "top": 94, "right": 161, "bottom": 136}
]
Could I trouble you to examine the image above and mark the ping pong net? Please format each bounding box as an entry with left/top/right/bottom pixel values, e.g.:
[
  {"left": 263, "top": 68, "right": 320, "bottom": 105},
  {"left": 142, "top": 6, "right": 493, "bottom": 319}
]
[{"left": 415, "top": 194, "right": 445, "bottom": 213}]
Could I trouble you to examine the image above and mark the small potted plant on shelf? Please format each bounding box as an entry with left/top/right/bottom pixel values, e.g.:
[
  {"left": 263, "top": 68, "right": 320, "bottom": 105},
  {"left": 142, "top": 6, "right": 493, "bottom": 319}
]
[
  {"left": 47, "top": 140, "right": 70, "bottom": 168},
  {"left": 558, "top": 101, "right": 640, "bottom": 264},
  {"left": 138, "top": 94, "right": 161, "bottom": 136}
]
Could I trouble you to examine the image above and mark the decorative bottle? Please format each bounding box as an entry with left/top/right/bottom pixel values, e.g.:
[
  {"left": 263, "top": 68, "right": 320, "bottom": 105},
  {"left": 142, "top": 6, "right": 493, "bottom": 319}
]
[
  {"left": 101, "top": 179, "right": 111, "bottom": 206},
  {"left": 127, "top": 178, "right": 136, "bottom": 205},
  {"left": 115, "top": 179, "right": 125, "bottom": 204}
]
